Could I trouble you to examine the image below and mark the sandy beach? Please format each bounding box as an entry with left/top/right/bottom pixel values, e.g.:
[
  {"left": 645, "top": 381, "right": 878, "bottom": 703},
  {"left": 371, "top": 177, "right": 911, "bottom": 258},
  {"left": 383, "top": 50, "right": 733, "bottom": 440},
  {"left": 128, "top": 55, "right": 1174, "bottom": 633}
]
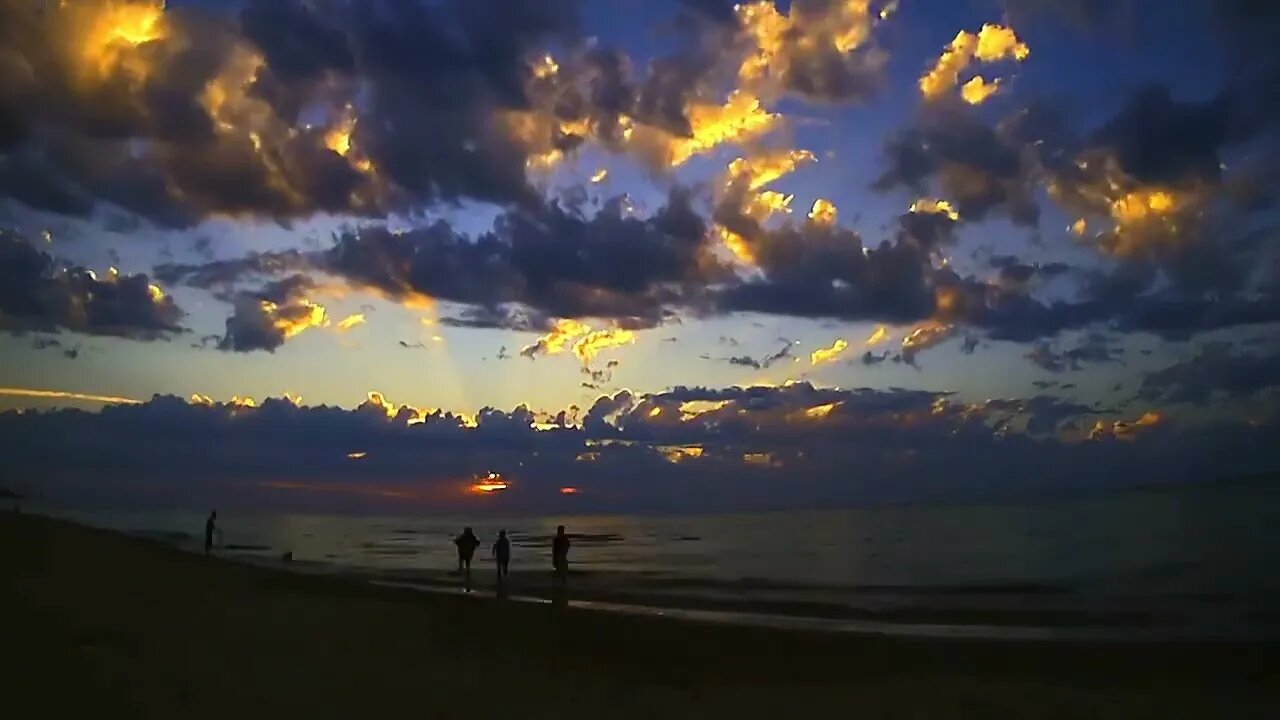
[{"left": 5, "top": 511, "right": 1277, "bottom": 718}]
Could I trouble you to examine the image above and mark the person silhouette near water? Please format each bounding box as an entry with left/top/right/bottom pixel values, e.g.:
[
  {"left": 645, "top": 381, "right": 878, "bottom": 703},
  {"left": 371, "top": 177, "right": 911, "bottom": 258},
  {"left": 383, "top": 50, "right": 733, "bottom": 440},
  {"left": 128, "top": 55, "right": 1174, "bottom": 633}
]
[
  {"left": 493, "top": 529, "right": 511, "bottom": 583},
  {"left": 454, "top": 527, "right": 481, "bottom": 592},
  {"left": 552, "top": 525, "right": 570, "bottom": 585},
  {"left": 204, "top": 511, "right": 217, "bottom": 555}
]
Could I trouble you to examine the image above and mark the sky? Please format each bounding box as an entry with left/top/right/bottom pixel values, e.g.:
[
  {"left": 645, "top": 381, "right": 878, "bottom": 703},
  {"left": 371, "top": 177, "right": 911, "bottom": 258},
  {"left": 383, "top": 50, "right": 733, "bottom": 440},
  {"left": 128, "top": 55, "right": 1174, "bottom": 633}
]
[{"left": 0, "top": 0, "right": 1278, "bottom": 513}]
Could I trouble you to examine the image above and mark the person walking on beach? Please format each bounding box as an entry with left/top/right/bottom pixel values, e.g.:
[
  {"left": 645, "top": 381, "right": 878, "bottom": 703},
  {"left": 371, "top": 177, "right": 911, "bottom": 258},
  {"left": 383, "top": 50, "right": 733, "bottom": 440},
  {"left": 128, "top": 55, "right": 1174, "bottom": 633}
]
[
  {"left": 552, "top": 525, "right": 570, "bottom": 585},
  {"left": 204, "top": 511, "right": 218, "bottom": 555},
  {"left": 493, "top": 529, "right": 511, "bottom": 583},
  {"left": 454, "top": 527, "right": 481, "bottom": 592}
]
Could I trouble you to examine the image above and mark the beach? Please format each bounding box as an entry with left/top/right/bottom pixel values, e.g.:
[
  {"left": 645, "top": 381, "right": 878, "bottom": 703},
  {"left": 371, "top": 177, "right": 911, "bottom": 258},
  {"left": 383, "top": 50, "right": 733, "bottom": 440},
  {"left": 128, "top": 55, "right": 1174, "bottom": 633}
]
[{"left": 4, "top": 511, "right": 1277, "bottom": 718}]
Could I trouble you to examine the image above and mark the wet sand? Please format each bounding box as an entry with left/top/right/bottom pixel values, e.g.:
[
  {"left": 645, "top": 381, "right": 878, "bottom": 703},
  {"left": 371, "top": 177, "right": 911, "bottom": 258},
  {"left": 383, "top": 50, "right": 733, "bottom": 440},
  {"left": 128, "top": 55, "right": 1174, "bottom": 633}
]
[{"left": 4, "top": 512, "right": 1277, "bottom": 718}]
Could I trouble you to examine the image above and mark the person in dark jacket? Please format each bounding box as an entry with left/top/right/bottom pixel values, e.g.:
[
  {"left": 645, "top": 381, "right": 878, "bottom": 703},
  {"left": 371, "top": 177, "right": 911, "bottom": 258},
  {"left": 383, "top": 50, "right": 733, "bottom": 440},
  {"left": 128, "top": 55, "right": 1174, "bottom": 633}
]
[
  {"left": 454, "top": 527, "right": 481, "bottom": 592},
  {"left": 204, "top": 511, "right": 218, "bottom": 555},
  {"left": 493, "top": 529, "right": 511, "bottom": 583},
  {"left": 551, "top": 525, "right": 570, "bottom": 585}
]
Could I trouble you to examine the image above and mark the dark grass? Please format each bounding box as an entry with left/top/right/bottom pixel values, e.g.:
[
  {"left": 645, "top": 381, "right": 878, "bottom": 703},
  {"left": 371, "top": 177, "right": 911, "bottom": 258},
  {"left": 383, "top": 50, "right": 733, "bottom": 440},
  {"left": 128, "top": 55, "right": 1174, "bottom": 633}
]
[{"left": 4, "top": 512, "right": 1277, "bottom": 719}]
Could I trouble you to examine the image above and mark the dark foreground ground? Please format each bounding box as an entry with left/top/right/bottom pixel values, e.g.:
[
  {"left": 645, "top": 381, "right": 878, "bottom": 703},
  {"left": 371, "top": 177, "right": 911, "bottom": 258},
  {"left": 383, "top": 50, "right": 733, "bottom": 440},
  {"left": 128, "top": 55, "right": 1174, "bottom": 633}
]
[{"left": 4, "top": 512, "right": 1277, "bottom": 719}]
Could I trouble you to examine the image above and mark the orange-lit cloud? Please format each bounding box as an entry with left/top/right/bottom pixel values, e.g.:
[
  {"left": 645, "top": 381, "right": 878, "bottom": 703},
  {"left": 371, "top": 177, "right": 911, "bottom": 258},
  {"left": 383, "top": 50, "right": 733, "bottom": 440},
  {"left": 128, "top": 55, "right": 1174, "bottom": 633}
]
[
  {"left": 1089, "top": 412, "right": 1163, "bottom": 442},
  {"left": 1049, "top": 154, "right": 1201, "bottom": 259},
  {"left": 742, "top": 451, "right": 782, "bottom": 467},
  {"left": 520, "top": 319, "right": 635, "bottom": 370},
  {"left": 864, "top": 325, "right": 890, "bottom": 347},
  {"left": 810, "top": 339, "right": 849, "bottom": 365},
  {"left": 901, "top": 323, "right": 955, "bottom": 361},
  {"left": 803, "top": 402, "right": 839, "bottom": 419},
  {"left": 70, "top": 0, "right": 170, "bottom": 85},
  {"left": 572, "top": 327, "right": 636, "bottom": 366},
  {"left": 661, "top": 91, "right": 779, "bottom": 167},
  {"left": 336, "top": 313, "right": 367, "bottom": 331},
  {"left": 657, "top": 445, "right": 704, "bottom": 464},
  {"left": 0, "top": 387, "right": 141, "bottom": 405},
  {"left": 909, "top": 198, "right": 960, "bottom": 221},
  {"left": 362, "top": 391, "right": 427, "bottom": 424},
  {"left": 559, "top": 486, "right": 580, "bottom": 495},
  {"left": 726, "top": 149, "right": 817, "bottom": 192},
  {"left": 520, "top": 319, "right": 591, "bottom": 359},
  {"left": 807, "top": 198, "right": 838, "bottom": 226},
  {"left": 263, "top": 299, "right": 328, "bottom": 340},
  {"left": 735, "top": 0, "right": 881, "bottom": 96},
  {"left": 323, "top": 105, "right": 376, "bottom": 175},
  {"left": 346, "top": 451, "right": 367, "bottom": 460},
  {"left": 919, "top": 24, "right": 1029, "bottom": 103}
]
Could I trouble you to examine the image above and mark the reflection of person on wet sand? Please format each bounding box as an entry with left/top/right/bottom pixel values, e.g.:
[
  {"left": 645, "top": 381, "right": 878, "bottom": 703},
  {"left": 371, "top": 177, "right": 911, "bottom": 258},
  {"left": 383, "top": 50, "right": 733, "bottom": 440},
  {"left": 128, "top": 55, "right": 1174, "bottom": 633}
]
[
  {"left": 493, "top": 529, "right": 511, "bottom": 582},
  {"left": 454, "top": 527, "right": 481, "bottom": 592}
]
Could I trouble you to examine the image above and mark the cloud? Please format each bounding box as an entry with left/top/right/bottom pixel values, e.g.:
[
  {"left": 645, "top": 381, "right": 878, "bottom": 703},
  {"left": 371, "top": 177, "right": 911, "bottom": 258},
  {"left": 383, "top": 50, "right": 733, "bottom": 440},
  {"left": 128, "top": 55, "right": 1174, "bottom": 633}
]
[
  {"left": 30, "top": 336, "right": 82, "bottom": 359},
  {"left": 810, "top": 338, "right": 848, "bottom": 365},
  {"left": 874, "top": 107, "right": 1040, "bottom": 225},
  {"left": 165, "top": 190, "right": 721, "bottom": 330},
  {"left": 861, "top": 350, "right": 889, "bottom": 365},
  {"left": 718, "top": 212, "right": 937, "bottom": 323},
  {"left": 217, "top": 274, "right": 328, "bottom": 352},
  {"left": 4, "top": 382, "right": 1274, "bottom": 512},
  {"left": 719, "top": 340, "right": 793, "bottom": 370},
  {"left": 1024, "top": 333, "right": 1122, "bottom": 373},
  {"left": 0, "top": 0, "right": 583, "bottom": 225},
  {"left": 1139, "top": 343, "right": 1280, "bottom": 406},
  {"left": 0, "top": 230, "right": 184, "bottom": 340},
  {"left": 918, "top": 24, "right": 1029, "bottom": 105},
  {"left": 730, "top": 0, "right": 890, "bottom": 103}
]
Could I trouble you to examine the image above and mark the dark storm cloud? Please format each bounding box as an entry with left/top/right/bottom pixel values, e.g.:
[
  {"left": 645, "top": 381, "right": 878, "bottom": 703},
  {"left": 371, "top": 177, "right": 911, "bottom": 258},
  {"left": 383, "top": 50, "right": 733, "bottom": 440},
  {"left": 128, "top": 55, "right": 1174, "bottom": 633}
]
[
  {"left": 1094, "top": 85, "right": 1232, "bottom": 186},
  {"left": 1139, "top": 343, "right": 1280, "bottom": 406},
  {"left": 333, "top": 190, "right": 715, "bottom": 326},
  {"left": 217, "top": 274, "right": 323, "bottom": 353},
  {"left": 718, "top": 341, "right": 792, "bottom": 370},
  {"left": 0, "top": 230, "right": 184, "bottom": 340},
  {"left": 0, "top": 0, "right": 582, "bottom": 225},
  {"left": 162, "top": 190, "right": 720, "bottom": 329},
  {"left": 718, "top": 215, "right": 937, "bottom": 323},
  {"left": 990, "top": 255, "right": 1070, "bottom": 289},
  {"left": 154, "top": 250, "right": 312, "bottom": 297},
  {"left": 30, "top": 336, "right": 82, "bottom": 359},
  {"left": 874, "top": 107, "right": 1040, "bottom": 226},
  {"left": 860, "top": 350, "right": 889, "bottom": 365},
  {"left": 1024, "top": 333, "right": 1122, "bottom": 373},
  {"left": 4, "top": 382, "right": 1275, "bottom": 513}
]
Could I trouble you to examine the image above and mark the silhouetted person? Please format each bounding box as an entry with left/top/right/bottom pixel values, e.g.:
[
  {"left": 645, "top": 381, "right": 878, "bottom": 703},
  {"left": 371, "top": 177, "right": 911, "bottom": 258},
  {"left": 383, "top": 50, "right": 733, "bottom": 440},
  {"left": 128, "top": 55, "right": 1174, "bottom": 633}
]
[
  {"left": 552, "top": 525, "right": 570, "bottom": 585},
  {"left": 204, "top": 511, "right": 217, "bottom": 555},
  {"left": 454, "top": 527, "right": 481, "bottom": 592},
  {"left": 493, "top": 530, "right": 511, "bottom": 583}
]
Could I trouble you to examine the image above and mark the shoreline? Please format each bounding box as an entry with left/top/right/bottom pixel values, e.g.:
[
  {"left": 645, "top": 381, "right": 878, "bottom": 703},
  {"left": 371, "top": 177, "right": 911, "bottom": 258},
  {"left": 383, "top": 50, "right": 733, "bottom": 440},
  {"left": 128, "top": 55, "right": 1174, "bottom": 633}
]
[
  {"left": 40, "top": 508, "right": 1280, "bottom": 642},
  {"left": 6, "top": 511, "right": 1278, "bottom": 717},
  {"left": 218, "top": 545, "right": 1277, "bottom": 643}
]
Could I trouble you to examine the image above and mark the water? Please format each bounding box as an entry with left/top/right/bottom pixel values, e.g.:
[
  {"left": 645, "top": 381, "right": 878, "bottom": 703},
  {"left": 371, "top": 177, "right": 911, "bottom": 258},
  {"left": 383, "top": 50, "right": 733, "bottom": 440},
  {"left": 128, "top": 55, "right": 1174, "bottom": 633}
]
[{"left": 43, "top": 480, "right": 1280, "bottom": 635}]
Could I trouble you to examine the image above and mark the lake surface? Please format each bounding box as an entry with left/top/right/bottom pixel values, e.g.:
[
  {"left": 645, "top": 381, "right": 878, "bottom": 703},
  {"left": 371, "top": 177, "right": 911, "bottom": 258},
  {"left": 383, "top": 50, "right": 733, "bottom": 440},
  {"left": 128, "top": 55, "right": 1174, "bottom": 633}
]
[{"left": 44, "top": 480, "right": 1280, "bottom": 636}]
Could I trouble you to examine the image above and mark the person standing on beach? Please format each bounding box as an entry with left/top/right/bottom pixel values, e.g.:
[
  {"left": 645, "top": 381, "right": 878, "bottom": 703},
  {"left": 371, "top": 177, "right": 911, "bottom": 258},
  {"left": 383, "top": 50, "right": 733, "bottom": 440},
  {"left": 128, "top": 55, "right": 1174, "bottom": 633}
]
[
  {"left": 454, "top": 527, "right": 481, "bottom": 592},
  {"left": 551, "top": 525, "right": 570, "bottom": 585},
  {"left": 204, "top": 511, "right": 217, "bottom": 555},
  {"left": 493, "top": 529, "right": 511, "bottom": 583}
]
